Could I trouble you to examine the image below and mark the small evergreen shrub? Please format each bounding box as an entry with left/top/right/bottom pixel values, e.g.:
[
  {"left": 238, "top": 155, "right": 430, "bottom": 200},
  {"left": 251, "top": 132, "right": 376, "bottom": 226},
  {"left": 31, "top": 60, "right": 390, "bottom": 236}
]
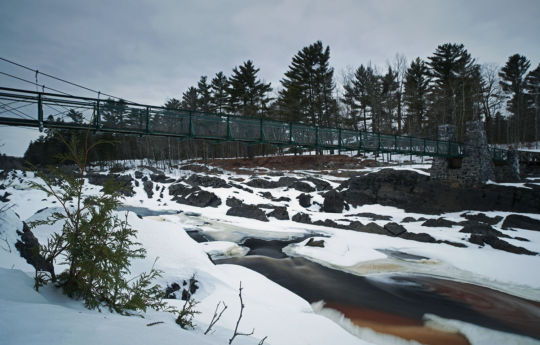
[{"left": 29, "top": 134, "right": 167, "bottom": 314}]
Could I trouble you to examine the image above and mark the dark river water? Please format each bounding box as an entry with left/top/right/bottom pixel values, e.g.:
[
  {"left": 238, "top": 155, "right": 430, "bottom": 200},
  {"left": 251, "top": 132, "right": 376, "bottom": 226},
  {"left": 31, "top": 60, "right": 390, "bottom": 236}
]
[{"left": 214, "top": 237, "right": 540, "bottom": 341}]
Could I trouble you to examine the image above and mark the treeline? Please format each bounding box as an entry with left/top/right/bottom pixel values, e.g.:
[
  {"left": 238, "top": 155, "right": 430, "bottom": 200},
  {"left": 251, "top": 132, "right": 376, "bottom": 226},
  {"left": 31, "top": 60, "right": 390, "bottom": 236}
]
[
  {"left": 24, "top": 41, "right": 539, "bottom": 165},
  {"left": 174, "top": 41, "right": 538, "bottom": 143}
]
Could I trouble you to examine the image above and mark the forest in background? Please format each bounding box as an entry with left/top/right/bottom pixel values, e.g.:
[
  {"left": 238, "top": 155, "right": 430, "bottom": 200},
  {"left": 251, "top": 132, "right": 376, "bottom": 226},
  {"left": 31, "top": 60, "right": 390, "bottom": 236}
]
[{"left": 23, "top": 41, "right": 540, "bottom": 166}]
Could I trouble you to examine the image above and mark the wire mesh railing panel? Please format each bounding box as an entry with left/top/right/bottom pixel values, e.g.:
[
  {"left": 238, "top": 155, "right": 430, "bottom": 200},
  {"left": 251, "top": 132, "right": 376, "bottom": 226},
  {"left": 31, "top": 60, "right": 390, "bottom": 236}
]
[
  {"left": 319, "top": 127, "right": 339, "bottom": 148},
  {"left": 395, "top": 136, "right": 411, "bottom": 153},
  {"left": 230, "top": 117, "right": 260, "bottom": 140},
  {"left": 410, "top": 137, "right": 426, "bottom": 155},
  {"left": 362, "top": 132, "right": 380, "bottom": 150},
  {"left": 0, "top": 95, "right": 39, "bottom": 122},
  {"left": 38, "top": 97, "right": 96, "bottom": 129},
  {"left": 379, "top": 134, "right": 396, "bottom": 151},
  {"left": 150, "top": 109, "right": 190, "bottom": 135},
  {"left": 436, "top": 141, "right": 449, "bottom": 156},
  {"left": 424, "top": 139, "right": 438, "bottom": 154},
  {"left": 98, "top": 100, "right": 139, "bottom": 131},
  {"left": 341, "top": 130, "right": 360, "bottom": 149},
  {"left": 291, "top": 124, "right": 316, "bottom": 146},
  {"left": 0, "top": 88, "right": 521, "bottom": 162},
  {"left": 192, "top": 113, "right": 227, "bottom": 138},
  {"left": 262, "top": 121, "right": 289, "bottom": 143}
]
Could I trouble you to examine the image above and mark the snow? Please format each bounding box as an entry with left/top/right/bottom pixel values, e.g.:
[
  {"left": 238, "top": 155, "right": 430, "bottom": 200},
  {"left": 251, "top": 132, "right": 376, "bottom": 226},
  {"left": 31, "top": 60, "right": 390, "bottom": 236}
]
[
  {"left": 2, "top": 160, "right": 540, "bottom": 345},
  {"left": 424, "top": 314, "right": 540, "bottom": 345}
]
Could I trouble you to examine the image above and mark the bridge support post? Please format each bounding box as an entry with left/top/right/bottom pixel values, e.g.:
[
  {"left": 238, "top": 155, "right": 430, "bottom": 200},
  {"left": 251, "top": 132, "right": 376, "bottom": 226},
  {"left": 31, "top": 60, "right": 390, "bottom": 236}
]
[
  {"left": 430, "top": 124, "right": 456, "bottom": 180},
  {"left": 460, "top": 120, "right": 495, "bottom": 184},
  {"left": 38, "top": 94, "right": 43, "bottom": 132}
]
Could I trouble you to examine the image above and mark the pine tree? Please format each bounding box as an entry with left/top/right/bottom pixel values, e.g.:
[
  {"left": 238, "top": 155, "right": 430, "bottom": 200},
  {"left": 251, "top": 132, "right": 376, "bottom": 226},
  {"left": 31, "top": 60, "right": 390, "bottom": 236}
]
[
  {"left": 181, "top": 87, "right": 199, "bottom": 110},
  {"left": 197, "top": 76, "right": 212, "bottom": 112},
  {"left": 404, "top": 58, "right": 431, "bottom": 136},
  {"left": 428, "top": 43, "right": 480, "bottom": 139},
  {"left": 525, "top": 63, "right": 539, "bottom": 144},
  {"left": 228, "top": 60, "right": 272, "bottom": 117},
  {"left": 29, "top": 134, "right": 167, "bottom": 314},
  {"left": 499, "top": 54, "right": 531, "bottom": 142},
  {"left": 101, "top": 99, "right": 128, "bottom": 128},
  {"left": 210, "top": 72, "right": 229, "bottom": 113},
  {"left": 278, "top": 41, "right": 338, "bottom": 127},
  {"left": 380, "top": 66, "right": 399, "bottom": 133},
  {"left": 164, "top": 98, "right": 182, "bottom": 110}
]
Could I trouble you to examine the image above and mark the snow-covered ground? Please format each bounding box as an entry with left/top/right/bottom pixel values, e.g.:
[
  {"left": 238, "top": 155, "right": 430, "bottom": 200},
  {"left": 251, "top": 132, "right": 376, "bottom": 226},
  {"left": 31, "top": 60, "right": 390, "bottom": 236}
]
[{"left": 1, "top": 158, "right": 540, "bottom": 345}]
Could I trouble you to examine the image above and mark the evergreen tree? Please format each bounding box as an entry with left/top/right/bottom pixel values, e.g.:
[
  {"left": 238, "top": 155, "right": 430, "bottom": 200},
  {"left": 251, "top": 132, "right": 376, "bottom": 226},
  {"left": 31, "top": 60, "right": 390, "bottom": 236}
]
[
  {"left": 29, "top": 135, "right": 167, "bottom": 314},
  {"left": 525, "top": 63, "right": 539, "bottom": 143},
  {"left": 379, "top": 66, "right": 399, "bottom": 132},
  {"left": 101, "top": 99, "right": 128, "bottom": 128},
  {"left": 210, "top": 72, "right": 229, "bottom": 113},
  {"left": 499, "top": 54, "right": 531, "bottom": 142},
  {"left": 181, "top": 87, "right": 199, "bottom": 110},
  {"left": 228, "top": 60, "right": 272, "bottom": 117},
  {"left": 404, "top": 58, "right": 431, "bottom": 136},
  {"left": 67, "top": 109, "right": 84, "bottom": 124},
  {"left": 278, "top": 41, "right": 338, "bottom": 127},
  {"left": 197, "top": 76, "right": 212, "bottom": 112},
  {"left": 164, "top": 98, "right": 182, "bottom": 110},
  {"left": 428, "top": 43, "right": 481, "bottom": 139}
]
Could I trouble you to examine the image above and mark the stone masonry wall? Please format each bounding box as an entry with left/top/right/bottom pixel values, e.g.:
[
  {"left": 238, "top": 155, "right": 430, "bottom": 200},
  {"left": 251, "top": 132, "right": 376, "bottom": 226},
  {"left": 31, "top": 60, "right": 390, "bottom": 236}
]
[
  {"left": 430, "top": 121, "right": 520, "bottom": 184},
  {"left": 430, "top": 124, "right": 456, "bottom": 180}
]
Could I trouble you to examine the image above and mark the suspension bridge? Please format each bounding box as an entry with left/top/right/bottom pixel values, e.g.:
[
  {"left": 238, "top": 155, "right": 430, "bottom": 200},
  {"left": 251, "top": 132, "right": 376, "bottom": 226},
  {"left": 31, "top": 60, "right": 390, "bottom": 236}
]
[{"left": 0, "top": 86, "right": 515, "bottom": 161}]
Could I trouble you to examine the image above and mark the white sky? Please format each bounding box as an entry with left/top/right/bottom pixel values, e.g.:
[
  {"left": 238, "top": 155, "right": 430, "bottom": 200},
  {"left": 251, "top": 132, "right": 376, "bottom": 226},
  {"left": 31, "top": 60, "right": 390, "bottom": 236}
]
[{"left": 1, "top": 0, "right": 539, "bottom": 156}]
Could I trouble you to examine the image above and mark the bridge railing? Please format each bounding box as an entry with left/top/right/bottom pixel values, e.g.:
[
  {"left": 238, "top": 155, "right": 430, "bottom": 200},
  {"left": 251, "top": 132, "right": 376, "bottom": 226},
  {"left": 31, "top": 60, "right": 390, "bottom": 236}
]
[{"left": 0, "top": 86, "right": 520, "bottom": 161}]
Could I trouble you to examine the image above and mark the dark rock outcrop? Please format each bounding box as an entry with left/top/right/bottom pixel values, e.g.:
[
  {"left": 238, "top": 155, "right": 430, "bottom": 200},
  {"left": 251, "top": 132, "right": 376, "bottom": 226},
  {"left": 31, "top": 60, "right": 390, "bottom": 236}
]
[
  {"left": 291, "top": 181, "right": 315, "bottom": 193},
  {"left": 304, "top": 177, "right": 331, "bottom": 191},
  {"left": 461, "top": 212, "right": 503, "bottom": 226},
  {"left": 469, "top": 234, "right": 536, "bottom": 255},
  {"left": 87, "top": 173, "right": 134, "bottom": 196},
  {"left": 227, "top": 205, "right": 268, "bottom": 222},
  {"left": 350, "top": 222, "right": 387, "bottom": 235},
  {"left": 165, "top": 277, "right": 199, "bottom": 300},
  {"left": 401, "top": 217, "right": 417, "bottom": 223},
  {"left": 292, "top": 212, "right": 312, "bottom": 224},
  {"left": 143, "top": 180, "right": 154, "bottom": 198},
  {"left": 322, "top": 190, "right": 344, "bottom": 213},
  {"left": 400, "top": 232, "right": 437, "bottom": 243},
  {"left": 183, "top": 190, "right": 221, "bottom": 208},
  {"left": 384, "top": 222, "right": 407, "bottom": 236},
  {"left": 150, "top": 173, "right": 175, "bottom": 184},
  {"left": 313, "top": 219, "right": 348, "bottom": 229},
  {"left": 186, "top": 174, "right": 230, "bottom": 188},
  {"left": 501, "top": 214, "right": 540, "bottom": 232},
  {"left": 246, "top": 178, "right": 278, "bottom": 189},
  {"left": 276, "top": 177, "right": 298, "bottom": 187},
  {"left": 421, "top": 218, "right": 458, "bottom": 228},
  {"left": 459, "top": 222, "right": 509, "bottom": 238},
  {"left": 339, "top": 169, "right": 540, "bottom": 214},
  {"left": 297, "top": 193, "right": 312, "bottom": 208},
  {"left": 347, "top": 212, "right": 393, "bottom": 221},
  {"left": 226, "top": 197, "right": 243, "bottom": 208},
  {"left": 169, "top": 183, "right": 221, "bottom": 207},
  {"left": 305, "top": 238, "right": 325, "bottom": 247},
  {"left": 15, "top": 222, "right": 55, "bottom": 277},
  {"left": 267, "top": 207, "right": 289, "bottom": 220}
]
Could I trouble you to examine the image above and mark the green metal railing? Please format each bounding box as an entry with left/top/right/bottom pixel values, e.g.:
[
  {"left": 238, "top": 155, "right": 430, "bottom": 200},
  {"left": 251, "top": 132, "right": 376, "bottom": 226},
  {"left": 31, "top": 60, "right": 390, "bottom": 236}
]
[{"left": 0, "top": 87, "right": 519, "bottom": 161}]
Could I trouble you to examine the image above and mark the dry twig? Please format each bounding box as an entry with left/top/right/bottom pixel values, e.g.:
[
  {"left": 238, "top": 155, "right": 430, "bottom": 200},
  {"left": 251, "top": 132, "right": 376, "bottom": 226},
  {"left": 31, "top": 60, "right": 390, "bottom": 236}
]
[
  {"left": 228, "top": 282, "right": 254, "bottom": 344},
  {"left": 204, "top": 300, "right": 228, "bottom": 335}
]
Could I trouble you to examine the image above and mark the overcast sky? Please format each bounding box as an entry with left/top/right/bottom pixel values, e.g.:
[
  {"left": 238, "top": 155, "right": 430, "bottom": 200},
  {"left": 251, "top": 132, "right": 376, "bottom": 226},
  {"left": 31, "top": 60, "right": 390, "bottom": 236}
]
[{"left": 1, "top": 0, "right": 539, "bottom": 156}]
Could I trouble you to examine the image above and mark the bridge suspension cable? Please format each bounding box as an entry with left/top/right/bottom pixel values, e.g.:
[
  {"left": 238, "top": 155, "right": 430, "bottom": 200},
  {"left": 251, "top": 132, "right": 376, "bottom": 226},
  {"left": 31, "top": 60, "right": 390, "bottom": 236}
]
[{"left": 0, "top": 56, "right": 135, "bottom": 103}]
